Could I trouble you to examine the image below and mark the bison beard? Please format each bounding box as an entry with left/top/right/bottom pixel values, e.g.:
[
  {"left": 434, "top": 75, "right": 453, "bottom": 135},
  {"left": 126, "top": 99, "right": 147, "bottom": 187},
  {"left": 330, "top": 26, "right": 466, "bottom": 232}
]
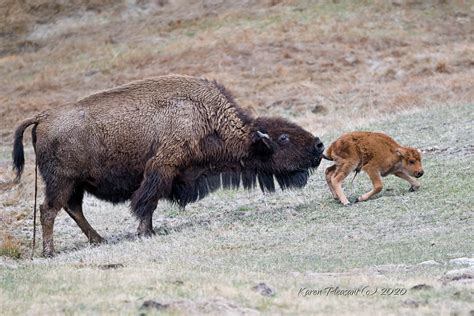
[{"left": 170, "top": 165, "right": 311, "bottom": 207}]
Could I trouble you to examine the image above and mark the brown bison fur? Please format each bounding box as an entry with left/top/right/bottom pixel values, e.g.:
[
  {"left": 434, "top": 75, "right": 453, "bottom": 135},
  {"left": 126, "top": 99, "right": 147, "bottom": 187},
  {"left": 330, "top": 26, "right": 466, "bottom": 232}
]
[
  {"left": 12, "top": 74, "right": 325, "bottom": 256},
  {"left": 324, "top": 131, "right": 424, "bottom": 205}
]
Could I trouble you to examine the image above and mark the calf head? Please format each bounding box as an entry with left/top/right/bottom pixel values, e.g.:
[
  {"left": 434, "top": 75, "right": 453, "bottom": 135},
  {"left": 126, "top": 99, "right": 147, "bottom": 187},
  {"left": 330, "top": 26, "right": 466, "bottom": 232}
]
[
  {"left": 397, "top": 147, "right": 424, "bottom": 178},
  {"left": 248, "top": 117, "right": 324, "bottom": 190}
]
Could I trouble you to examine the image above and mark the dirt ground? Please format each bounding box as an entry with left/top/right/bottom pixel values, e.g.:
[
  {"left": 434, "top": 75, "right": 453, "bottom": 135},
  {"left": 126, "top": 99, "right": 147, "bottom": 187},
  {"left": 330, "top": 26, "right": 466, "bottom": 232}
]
[{"left": 0, "top": 0, "right": 473, "bottom": 315}]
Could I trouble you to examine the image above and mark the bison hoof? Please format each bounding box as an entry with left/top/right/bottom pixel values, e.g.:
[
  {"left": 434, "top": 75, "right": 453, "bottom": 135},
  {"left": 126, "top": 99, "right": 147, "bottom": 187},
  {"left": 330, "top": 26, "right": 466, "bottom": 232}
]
[
  {"left": 89, "top": 235, "right": 105, "bottom": 245},
  {"left": 409, "top": 185, "right": 420, "bottom": 192},
  {"left": 138, "top": 229, "right": 156, "bottom": 238},
  {"left": 42, "top": 250, "right": 55, "bottom": 258}
]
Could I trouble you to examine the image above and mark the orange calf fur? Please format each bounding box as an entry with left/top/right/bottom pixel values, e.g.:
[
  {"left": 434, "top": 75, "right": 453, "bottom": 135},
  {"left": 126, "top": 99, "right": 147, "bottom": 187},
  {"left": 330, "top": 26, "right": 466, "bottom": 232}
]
[{"left": 324, "top": 132, "right": 424, "bottom": 205}]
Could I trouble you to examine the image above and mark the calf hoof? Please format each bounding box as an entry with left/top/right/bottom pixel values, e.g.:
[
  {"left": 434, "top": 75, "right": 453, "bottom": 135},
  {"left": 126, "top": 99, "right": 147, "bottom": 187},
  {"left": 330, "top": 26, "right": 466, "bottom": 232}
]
[{"left": 409, "top": 185, "right": 420, "bottom": 192}]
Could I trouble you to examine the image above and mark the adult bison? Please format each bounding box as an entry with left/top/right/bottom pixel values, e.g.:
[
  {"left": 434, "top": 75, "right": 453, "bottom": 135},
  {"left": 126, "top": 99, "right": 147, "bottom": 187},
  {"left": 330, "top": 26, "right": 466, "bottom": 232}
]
[{"left": 13, "top": 75, "right": 324, "bottom": 256}]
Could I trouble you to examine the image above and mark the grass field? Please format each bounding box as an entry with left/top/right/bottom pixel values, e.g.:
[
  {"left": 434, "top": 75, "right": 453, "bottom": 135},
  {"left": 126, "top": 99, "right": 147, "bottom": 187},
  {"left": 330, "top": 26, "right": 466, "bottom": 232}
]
[
  {"left": 0, "top": 1, "right": 473, "bottom": 315},
  {"left": 1, "top": 103, "right": 472, "bottom": 315}
]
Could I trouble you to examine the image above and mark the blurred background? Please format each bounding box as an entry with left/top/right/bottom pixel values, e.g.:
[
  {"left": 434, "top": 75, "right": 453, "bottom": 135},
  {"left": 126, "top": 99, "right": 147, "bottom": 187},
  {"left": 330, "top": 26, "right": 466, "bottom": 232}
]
[{"left": 1, "top": 0, "right": 472, "bottom": 136}]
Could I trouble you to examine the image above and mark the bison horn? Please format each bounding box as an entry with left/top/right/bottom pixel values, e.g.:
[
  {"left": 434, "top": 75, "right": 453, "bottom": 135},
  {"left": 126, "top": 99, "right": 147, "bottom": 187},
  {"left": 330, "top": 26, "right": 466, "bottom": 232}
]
[{"left": 257, "top": 131, "right": 270, "bottom": 139}]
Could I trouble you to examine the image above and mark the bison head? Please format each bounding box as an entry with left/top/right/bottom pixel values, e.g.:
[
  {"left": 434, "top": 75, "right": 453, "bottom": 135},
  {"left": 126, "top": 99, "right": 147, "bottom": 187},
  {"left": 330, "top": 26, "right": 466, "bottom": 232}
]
[
  {"left": 246, "top": 117, "right": 324, "bottom": 191},
  {"left": 169, "top": 117, "right": 324, "bottom": 207}
]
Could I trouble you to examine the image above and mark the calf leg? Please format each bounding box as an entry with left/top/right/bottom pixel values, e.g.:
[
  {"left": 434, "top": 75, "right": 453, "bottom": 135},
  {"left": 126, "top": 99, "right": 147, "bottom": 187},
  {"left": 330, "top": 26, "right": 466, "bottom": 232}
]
[
  {"left": 331, "top": 162, "right": 357, "bottom": 206},
  {"left": 64, "top": 187, "right": 104, "bottom": 244},
  {"left": 325, "top": 164, "right": 338, "bottom": 199},
  {"left": 394, "top": 171, "right": 420, "bottom": 192},
  {"left": 358, "top": 168, "right": 383, "bottom": 202}
]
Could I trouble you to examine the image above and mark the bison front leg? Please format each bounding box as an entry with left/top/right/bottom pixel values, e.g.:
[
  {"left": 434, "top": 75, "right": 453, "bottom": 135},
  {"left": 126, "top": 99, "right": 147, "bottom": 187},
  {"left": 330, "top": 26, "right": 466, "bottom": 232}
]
[{"left": 131, "top": 162, "right": 177, "bottom": 237}]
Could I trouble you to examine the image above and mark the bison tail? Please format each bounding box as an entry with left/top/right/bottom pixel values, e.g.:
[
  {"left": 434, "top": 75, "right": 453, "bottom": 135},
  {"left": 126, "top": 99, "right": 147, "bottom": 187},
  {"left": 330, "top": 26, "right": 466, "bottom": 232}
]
[{"left": 12, "top": 116, "right": 40, "bottom": 180}]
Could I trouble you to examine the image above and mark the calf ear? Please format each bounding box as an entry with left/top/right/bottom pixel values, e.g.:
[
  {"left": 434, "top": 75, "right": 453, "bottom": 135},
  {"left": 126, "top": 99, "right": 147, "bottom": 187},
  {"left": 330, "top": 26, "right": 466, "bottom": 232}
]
[
  {"left": 252, "top": 131, "right": 275, "bottom": 155},
  {"left": 396, "top": 148, "right": 407, "bottom": 158}
]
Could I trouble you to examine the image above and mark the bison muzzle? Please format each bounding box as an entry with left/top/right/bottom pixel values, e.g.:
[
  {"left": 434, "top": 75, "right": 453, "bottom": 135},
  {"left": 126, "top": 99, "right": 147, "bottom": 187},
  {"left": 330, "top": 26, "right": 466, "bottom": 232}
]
[{"left": 12, "top": 75, "right": 324, "bottom": 257}]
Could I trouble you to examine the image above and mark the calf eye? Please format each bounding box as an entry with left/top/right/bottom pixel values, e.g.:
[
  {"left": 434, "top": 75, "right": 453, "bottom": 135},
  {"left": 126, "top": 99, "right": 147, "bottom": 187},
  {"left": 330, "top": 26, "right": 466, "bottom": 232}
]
[
  {"left": 408, "top": 159, "right": 416, "bottom": 165},
  {"left": 278, "top": 134, "right": 290, "bottom": 144}
]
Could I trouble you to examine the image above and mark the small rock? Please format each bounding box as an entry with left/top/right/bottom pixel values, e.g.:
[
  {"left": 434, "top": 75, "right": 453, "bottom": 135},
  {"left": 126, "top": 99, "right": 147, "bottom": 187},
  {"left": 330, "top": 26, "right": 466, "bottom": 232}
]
[
  {"left": 403, "top": 299, "right": 428, "bottom": 308},
  {"left": 97, "top": 263, "right": 124, "bottom": 270},
  {"left": 419, "top": 260, "right": 441, "bottom": 266},
  {"left": 343, "top": 53, "right": 358, "bottom": 65},
  {"left": 252, "top": 282, "right": 275, "bottom": 297},
  {"left": 411, "top": 284, "right": 433, "bottom": 291},
  {"left": 449, "top": 258, "right": 474, "bottom": 266},
  {"left": 84, "top": 70, "right": 99, "bottom": 77},
  {"left": 141, "top": 300, "right": 169, "bottom": 310},
  {"left": 311, "top": 104, "right": 328, "bottom": 114},
  {"left": 440, "top": 267, "right": 474, "bottom": 284}
]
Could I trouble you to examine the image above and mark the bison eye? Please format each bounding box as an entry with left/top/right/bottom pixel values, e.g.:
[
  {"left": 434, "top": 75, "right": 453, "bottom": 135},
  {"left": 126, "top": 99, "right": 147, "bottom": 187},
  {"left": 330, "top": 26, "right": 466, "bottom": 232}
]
[
  {"left": 408, "top": 159, "right": 416, "bottom": 165},
  {"left": 278, "top": 134, "right": 290, "bottom": 144}
]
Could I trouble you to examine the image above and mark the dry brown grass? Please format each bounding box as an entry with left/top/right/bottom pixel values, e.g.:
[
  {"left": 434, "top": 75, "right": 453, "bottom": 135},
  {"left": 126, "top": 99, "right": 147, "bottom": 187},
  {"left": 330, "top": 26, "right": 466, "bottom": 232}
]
[
  {"left": 0, "top": 230, "right": 23, "bottom": 259},
  {"left": 1, "top": 1, "right": 472, "bottom": 137}
]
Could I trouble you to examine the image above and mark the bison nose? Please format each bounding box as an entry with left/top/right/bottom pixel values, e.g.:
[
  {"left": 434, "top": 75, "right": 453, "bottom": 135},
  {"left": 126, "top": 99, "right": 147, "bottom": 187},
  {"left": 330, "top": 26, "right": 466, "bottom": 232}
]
[
  {"left": 315, "top": 137, "right": 324, "bottom": 153},
  {"left": 416, "top": 170, "right": 424, "bottom": 178}
]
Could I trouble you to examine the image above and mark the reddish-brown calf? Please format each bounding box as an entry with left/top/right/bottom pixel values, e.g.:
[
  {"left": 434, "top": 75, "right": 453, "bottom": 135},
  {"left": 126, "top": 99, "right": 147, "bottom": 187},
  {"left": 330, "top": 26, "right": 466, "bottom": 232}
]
[{"left": 324, "top": 132, "right": 424, "bottom": 205}]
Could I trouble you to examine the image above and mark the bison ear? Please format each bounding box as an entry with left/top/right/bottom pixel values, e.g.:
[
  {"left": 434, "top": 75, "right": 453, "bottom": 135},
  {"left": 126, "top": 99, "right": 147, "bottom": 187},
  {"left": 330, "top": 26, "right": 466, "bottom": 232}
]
[
  {"left": 252, "top": 131, "right": 275, "bottom": 155},
  {"left": 396, "top": 148, "right": 407, "bottom": 158}
]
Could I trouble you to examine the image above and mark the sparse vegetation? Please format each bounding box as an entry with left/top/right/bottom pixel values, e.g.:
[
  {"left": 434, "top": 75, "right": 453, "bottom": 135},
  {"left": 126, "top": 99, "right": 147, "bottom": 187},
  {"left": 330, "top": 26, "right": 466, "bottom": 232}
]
[
  {"left": 0, "top": 233, "right": 22, "bottom": 259},
  {"left": 0, "top": 0, "right": 473, "bottom": 315}
]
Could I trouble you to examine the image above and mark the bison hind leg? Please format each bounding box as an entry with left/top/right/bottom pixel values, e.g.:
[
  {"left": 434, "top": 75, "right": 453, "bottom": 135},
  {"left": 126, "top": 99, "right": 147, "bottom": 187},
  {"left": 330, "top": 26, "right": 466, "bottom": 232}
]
[
  {"left": 64, "top": 185, "right": 104, "bottom": 245},
  {"left": 40, "top": 177, "right": 74, "bottom": 257}
]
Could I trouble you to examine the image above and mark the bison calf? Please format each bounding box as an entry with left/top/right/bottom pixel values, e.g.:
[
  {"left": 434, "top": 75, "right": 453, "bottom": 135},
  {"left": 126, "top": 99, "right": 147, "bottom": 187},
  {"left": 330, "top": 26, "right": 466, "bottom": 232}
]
[
  {"left": 324, "top": 132, "right": 424, "bottom": 205},
  {"left": 13, "top": 75, "right": 324, "bottom": 256}
]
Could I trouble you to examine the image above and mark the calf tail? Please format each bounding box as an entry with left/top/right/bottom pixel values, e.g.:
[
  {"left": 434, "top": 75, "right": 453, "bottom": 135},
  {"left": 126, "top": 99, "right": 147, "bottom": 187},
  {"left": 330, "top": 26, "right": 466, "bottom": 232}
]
[{"left": 12, "top": 116, "right": 41, "bottom": 181}]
